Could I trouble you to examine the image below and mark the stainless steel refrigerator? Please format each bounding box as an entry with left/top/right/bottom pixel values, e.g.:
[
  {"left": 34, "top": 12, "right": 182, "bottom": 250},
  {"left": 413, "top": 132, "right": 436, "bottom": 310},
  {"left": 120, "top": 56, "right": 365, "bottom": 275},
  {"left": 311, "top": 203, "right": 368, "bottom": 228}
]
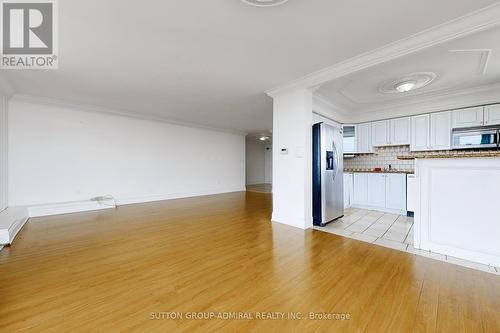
[{"left": 312, "top": 123, "right": 344, "bottom": 226}]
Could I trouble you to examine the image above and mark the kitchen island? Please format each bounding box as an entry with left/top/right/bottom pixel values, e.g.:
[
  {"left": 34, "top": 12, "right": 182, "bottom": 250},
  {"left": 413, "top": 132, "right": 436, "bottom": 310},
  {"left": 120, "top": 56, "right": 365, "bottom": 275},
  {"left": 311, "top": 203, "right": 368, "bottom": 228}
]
[{"left": 411, "top": 155, "right": 500, "bottom": 267}]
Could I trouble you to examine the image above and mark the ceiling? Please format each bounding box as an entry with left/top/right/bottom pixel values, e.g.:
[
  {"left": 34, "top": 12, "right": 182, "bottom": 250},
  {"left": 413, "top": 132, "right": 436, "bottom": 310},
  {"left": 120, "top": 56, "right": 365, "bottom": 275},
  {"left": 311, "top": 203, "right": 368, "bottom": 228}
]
[
  {"left": 318, "top": 25, "right": 500, "bottom": 122},
  {"left": 2, "top": 0, "right": 500, "bottom": 133}
]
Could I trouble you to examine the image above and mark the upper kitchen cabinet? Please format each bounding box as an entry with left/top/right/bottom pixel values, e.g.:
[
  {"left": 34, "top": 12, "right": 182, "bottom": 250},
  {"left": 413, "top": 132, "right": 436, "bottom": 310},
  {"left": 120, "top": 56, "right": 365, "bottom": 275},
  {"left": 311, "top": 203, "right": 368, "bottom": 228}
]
[
  {"left": 356, "top": 123, "right": 372, "bottom": 153},
  {"left": 372, "top": 120, "right": 389, "bottom": 146},
  {"left": 484, "top": 104, "right": 500, "bottom": 126},
  {"left": 390, "top": 117, "right": 411, "bottom": 145},
  {"left": 452, "top": 106, "right": 484, "bottom": 128},
  {"left": 372, "top": 117, "right": 410, "bottom": 147},
  {"left": 410, "top": 114, "right": 430, "bottom": 151},
  {"left": 430, "top": 111, "right": 452, "bottom": 150},
  {"left": 343, "top": 125, "right": 357, "bottom": 154},
  {"left": 411, "top": 112, "right": 452, "bottom": 151}
]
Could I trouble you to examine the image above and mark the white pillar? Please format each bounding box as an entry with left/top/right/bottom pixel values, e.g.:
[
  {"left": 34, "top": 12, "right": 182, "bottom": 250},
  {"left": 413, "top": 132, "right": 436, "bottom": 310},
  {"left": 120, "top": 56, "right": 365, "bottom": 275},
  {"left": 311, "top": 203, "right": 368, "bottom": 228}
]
[{"left": 270, "top": 89, "right": 313, "bottom": 230}]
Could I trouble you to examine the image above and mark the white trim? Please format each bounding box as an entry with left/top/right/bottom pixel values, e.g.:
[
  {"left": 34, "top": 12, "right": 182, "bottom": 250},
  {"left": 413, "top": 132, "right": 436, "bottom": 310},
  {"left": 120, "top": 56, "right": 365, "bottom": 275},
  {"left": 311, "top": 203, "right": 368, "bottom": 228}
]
[
  {"left": 271, "top": 212, "right": 311, "bottom": 230},
  {"left": 115, "top": 188, "right": 246, "bottom": 206},
  {"left": 350, "top": 204, "right": 406, "bottom": 216},
  {"left": 10, "top": 94, "right": 247, "bottom": 136},
  {"left": 0, "top": 206, "right": 29, "bottom": 245},
  {"left": 28, "top": 199, "right": 117, "bottom": 218},
  {"left": 266, "top": 2, "right": 500, "bottom": 97}
]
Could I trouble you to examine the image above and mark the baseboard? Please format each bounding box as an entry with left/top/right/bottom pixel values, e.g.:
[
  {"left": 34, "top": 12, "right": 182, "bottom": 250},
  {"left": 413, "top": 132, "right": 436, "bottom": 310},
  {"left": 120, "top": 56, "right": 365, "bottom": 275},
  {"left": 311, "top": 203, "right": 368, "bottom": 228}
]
[
  {"left": 271, "top": 212, "right": 311, "bottom": 230},
  {"left": 350, "top": 204, "right": 406, "bottom": 216},
  {"left": 0, "top": 206, "right": 29, "bottom": 245},
  {"left": 115, "top": 187, "right": 246, "bottom": 206},
  {"left": 28, "top": 199, "right": 116, "bottom": 218},
  {"left": 2, "top": 188, "right": 245, "bottom": 244}
]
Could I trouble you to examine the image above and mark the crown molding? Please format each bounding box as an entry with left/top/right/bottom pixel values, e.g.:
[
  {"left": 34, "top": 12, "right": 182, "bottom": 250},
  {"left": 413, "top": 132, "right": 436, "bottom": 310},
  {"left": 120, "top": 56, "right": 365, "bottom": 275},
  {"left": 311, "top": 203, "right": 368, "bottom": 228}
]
[
  {"left": 348, "top": 82, "right": 500, "bottom": 123},
  {"left": 9, "top": 94, "right": 247, "bottom": 136},
  {"left": 312, "top": 93, "right": 348, "bottom": 123},
  {"left": 266, "top": 2, "right": 500, "bottom": 98}
]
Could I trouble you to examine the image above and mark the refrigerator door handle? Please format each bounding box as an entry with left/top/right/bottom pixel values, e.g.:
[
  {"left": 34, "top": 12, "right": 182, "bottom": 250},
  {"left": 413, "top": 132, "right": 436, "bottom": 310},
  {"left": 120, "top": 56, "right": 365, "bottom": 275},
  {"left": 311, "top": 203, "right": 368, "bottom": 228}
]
[{"left": 332, "top": 140, "right": 340, "bottom": 181}]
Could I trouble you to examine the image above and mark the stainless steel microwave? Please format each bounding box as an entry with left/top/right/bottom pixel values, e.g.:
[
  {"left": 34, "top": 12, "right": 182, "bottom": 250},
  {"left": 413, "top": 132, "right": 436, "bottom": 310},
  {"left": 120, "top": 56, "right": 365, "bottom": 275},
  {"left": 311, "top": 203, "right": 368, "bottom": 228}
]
[{"left": 452, "top": 127, "right": 499, "bottom": 149}]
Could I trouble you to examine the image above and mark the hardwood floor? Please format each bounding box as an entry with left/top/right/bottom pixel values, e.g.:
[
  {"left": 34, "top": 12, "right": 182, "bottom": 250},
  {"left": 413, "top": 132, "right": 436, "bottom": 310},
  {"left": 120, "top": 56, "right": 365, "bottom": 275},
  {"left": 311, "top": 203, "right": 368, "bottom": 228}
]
[{"left": 0, "top": 191, "right": 499, "bottom": 332}]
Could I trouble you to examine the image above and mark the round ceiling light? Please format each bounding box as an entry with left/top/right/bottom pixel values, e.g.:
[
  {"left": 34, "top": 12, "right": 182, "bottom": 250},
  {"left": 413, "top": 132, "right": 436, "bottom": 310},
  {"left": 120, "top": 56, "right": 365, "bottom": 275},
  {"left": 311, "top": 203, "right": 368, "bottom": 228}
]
[
  {"left": 395, "top": 81, "right": 417, "bottom": 93},
  {"left": 379, "top": 72, "right": 437, "bottom": 94},
  {"left": 241, "top": 0, "right": 290, "bottom": 7}
]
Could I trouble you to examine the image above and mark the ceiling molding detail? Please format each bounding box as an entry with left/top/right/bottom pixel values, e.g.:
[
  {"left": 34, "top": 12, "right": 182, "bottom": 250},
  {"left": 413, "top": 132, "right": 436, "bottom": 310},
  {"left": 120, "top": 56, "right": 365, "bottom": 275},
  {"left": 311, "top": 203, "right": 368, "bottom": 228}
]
[
  {"left": 10, "top": 94, "right": 248, "bottom": 136},
  {"left": 266, "top": 2, "right": 500, "bottom": 98},
  {"left": 312, "top": 93, "right": 348, "bottom": 123},
  {"left": 448, "top": 49, "right": 492, "bottom": 74},
  {"left": 347, "top": 82, "right": 500, "bottom": 123}
]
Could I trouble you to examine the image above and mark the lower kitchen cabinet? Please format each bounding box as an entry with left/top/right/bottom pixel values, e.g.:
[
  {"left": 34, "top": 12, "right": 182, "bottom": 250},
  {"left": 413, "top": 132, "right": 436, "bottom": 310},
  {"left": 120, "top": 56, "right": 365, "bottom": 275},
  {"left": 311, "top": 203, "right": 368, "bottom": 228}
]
[
  {"left": 367, "top": 174, "right": 386, "bottom": 207},
  {"left": 352, "top": 172, "right": 407, "bottom": 214},
  {"left": 353, "top": 173, "right": 368, "bottom": 206},
  {"left": 343, "top": 173, "right": 354, "bottom": 208},
  {"left": 385, "top": 174, "right": 407, "bottom": 211}
]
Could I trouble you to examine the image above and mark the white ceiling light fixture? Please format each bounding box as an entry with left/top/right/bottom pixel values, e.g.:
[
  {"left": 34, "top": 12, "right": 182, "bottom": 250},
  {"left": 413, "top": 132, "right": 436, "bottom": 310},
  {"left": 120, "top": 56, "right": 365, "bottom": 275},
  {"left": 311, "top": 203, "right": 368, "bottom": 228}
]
[
  {"left": 241, "top": 0, "right": 290, "bottom": 7},
  {"left": 395, "top": 81, "right": 417, "bottom": 93},
  {"left": 379, "top": 72, "right": 437, "bottom": 94},
  {"left": 259, "top": 136, "right": 269, "bottom": 141}
]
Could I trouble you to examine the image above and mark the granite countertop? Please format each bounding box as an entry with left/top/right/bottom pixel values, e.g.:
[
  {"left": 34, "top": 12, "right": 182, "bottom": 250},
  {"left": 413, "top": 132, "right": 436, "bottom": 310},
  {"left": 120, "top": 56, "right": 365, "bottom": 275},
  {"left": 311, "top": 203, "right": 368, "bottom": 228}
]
[
  {"left": 397, "top": 151, "right": 500, "bottom": 160},
  {"left": 343, "top": 168, "right": 415, "bottom": 174}
]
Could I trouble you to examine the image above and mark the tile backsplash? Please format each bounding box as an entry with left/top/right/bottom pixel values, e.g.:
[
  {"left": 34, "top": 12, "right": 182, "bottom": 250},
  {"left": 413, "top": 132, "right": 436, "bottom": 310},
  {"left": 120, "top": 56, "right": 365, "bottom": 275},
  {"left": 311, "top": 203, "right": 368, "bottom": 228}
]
[{"left": 344, "top": 146, "right": 414, "bottom": 171}]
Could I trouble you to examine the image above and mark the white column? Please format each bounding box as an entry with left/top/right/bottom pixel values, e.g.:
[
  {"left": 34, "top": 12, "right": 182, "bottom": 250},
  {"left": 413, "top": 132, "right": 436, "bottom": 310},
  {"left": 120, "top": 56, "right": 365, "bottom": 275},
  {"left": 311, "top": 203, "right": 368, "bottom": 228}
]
[{"left": 270, "top": 89, "right": 313, "bottom": 230}]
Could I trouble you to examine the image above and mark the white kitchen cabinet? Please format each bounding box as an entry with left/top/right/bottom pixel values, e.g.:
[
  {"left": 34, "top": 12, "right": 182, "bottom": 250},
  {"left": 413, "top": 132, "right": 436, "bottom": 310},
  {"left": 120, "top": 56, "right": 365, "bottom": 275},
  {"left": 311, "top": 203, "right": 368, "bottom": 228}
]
[
  {"left": 372, "top": 120, "right": 389, "bottom": 146},
  {"left": 430, "top": 111, "right": 452, "bottom": 150},
  {"left": 385, "top": 174, "right": 407, "bottom": 211},
  {"left": 353, "top": 173, "right": 368, "bottom": 206},
  {"left": 343, "top": 173, "right": 353, "bottom": 208},
  {"left": 367, "top": 174, "right": 386, "bottom": 207},
  {"left": 343, "top": 125, "right": 357, "bottom": 154},
  {"left": 371, "top": 117, "right": 410, "bottom": 147},
  {"left": 411, "top": 114, "right": 430, "bottom": 151},
  {"left": 484, "top": 104, "right": 500, "bottom": 126},
  {"left": 390, "top": 117, "right": 411, "bottom": 145},
  {"left": 351, "top": 172, "right": 407, "bottom": 214},
  {"left": 452, "top": 106, "right": 484, "bottom": 128},
  {"left": 356, "top": 123, "right": 372, "bottom": 153}
]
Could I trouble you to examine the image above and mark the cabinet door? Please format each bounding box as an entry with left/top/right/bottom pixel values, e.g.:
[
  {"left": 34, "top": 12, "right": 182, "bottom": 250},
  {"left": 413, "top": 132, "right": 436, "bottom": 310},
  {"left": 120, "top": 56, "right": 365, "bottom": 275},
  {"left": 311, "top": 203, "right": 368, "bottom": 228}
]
[
  {"left": 430, "top": 111, "right": 452, "bottom": 150},
  {"left": 367, "top": 174, "right": 386, "bottom": 208},
  {"left": 372, "top": 120, "right": 389, "bottom": 147},
  {"left": 353, "top": 173, "right": 368, "bottom": 206},
  {"left": 484, "top": 104, "right": 500, "bottom": 126},
  {"left": 391, "top": 117, "right": 410, "bottom": 145},
  {"left": 452, "top": 107, "right": 484, "bottom": 128},
  {"left": 343, "top": 173, "right": 353, "bottom": 208},
  {"left": 343, "top": 125, "right": 357, "bottom": 153},
  {"left": 385, "top": 174, "right": 407, "bottom": 211},
  {"left": 410, "top": 114, "right": 430, "bottom": 151},
  {"left": 356, "top": 123, "right": 372, "bottom": 153}
]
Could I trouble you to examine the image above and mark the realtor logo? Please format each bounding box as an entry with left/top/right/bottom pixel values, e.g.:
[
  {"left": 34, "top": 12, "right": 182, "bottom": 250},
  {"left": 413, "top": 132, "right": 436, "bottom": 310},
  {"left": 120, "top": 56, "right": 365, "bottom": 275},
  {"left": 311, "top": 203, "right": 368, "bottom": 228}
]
[{"left": 1, "top": 0, "right": 58, "bottom": 69}]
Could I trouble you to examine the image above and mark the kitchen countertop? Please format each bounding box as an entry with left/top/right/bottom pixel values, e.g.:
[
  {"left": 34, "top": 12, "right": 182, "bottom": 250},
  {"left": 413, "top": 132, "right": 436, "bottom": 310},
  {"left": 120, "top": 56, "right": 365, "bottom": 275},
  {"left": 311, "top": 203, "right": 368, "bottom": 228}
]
[
  {"left": 343, "top": 168, "right": 415, "bottom": 174},
  {"left": 397, "top": 151, "right": 500, "bottom": 160}
]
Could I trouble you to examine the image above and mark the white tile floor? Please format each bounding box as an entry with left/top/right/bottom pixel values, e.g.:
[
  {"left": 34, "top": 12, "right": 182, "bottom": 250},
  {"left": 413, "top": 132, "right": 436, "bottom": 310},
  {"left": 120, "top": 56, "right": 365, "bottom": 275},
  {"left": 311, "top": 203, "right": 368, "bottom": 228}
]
[{"left": 314, "top": 207, "right": 499, "bottom": 275}]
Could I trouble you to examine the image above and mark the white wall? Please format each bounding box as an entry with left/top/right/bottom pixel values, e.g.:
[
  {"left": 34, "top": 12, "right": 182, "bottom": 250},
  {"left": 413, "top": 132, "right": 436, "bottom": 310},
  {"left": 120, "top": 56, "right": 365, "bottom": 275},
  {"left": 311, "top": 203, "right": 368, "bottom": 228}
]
[
  {"left": 245, "top": 138, "right": 273, "bottom": 185},
  {"left": 8, "top": 99, "right": 246, "bottom": 206},
  {"left": 0, "top": 94, "right": 7, "bottom": 212},
  {"left": 245, "top": 139, "right": 265, "bottom": 185}
]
